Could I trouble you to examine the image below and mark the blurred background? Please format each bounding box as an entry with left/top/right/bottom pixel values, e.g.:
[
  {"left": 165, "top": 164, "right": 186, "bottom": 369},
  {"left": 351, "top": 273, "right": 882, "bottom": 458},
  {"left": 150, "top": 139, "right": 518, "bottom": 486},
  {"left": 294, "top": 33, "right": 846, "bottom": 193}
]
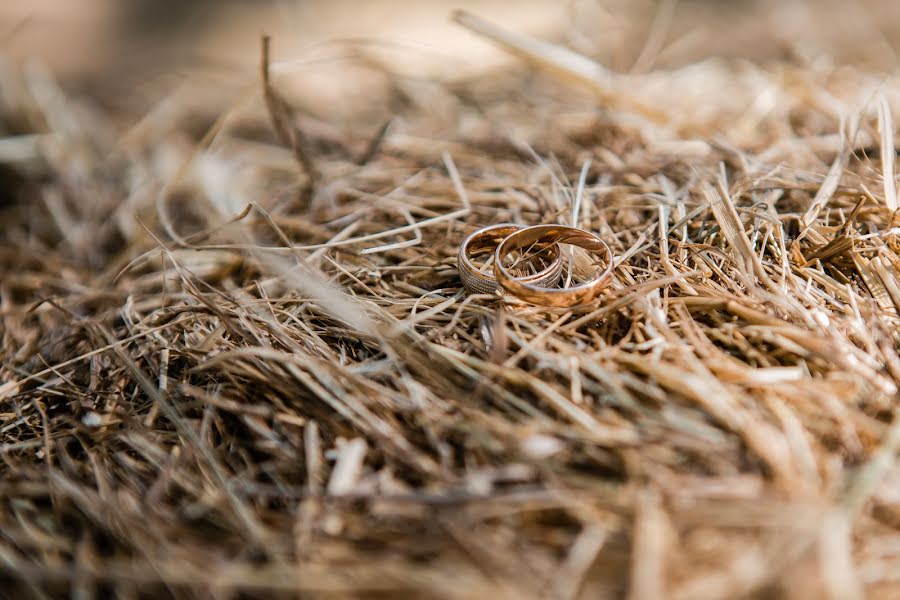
[{"left": 4, "top": 0, "right": 900, "bottom": 119}]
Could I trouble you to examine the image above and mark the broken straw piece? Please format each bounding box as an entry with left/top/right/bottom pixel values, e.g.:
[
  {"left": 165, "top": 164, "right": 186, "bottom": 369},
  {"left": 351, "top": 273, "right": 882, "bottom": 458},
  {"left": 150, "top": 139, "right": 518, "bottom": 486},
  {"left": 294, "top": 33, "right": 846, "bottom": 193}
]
[{"left": 452, "top": 10, "right": 667, "bottom": 122}]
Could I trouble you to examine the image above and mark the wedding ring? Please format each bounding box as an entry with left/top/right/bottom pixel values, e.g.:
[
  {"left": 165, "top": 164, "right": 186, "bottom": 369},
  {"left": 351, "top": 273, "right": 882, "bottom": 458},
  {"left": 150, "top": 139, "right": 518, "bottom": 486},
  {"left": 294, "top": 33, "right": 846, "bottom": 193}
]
[
  {"left": 458, "top": 224, "right": 563, "bottom": 295},
  {"left": 493, "top": 225, "right": 614, "bottom": 307}
]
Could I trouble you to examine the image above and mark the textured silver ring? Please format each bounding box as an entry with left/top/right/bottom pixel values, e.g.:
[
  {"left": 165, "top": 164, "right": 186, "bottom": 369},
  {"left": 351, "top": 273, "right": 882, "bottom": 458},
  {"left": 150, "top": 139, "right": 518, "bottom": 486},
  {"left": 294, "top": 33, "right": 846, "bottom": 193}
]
[{"left": 458, "top": 223, "right": 562, "bottom": 295}]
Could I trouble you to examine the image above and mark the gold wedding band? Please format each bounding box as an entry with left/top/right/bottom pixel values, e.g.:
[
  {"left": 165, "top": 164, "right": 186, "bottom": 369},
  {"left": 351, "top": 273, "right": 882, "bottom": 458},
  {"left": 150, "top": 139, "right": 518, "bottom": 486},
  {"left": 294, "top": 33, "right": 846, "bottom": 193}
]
[
  {"left": 458, "top": 224, "right": 563, "bottom": 295},
  {"left": 493, "top": 225, "right": 614, "bottom": 307}
]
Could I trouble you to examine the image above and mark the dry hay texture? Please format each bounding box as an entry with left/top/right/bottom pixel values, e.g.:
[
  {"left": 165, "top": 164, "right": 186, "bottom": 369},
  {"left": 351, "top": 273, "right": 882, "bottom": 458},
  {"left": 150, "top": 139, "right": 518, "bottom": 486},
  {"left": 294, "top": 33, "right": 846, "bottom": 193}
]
[{"left": 5, "top": 8, "right": 900, "bottom": 600}]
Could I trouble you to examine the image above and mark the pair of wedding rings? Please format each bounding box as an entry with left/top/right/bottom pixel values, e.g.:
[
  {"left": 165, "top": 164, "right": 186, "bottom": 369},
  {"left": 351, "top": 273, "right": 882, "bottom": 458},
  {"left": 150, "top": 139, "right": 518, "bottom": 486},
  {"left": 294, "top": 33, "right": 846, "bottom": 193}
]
[{"left": 457, "top": 223, "right": 614, "bottom": 307}]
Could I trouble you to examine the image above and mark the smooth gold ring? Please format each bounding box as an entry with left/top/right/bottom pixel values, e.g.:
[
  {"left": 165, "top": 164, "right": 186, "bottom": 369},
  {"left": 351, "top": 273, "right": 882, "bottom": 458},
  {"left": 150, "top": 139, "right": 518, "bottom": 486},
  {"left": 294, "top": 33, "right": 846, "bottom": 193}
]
[
  {"left": 493, "top": 224, "right": 614, "bottom": 307},
  {"left": 458, "top": 224, "right": 563, "bottom": 295}
]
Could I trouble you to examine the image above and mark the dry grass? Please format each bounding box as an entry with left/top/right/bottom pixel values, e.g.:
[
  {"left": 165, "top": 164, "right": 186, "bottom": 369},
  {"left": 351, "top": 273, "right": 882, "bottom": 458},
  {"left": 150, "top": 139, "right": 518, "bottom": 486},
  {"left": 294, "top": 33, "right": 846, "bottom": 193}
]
[{"left": 3, "top": 6, "right": 900, "bottom": 599}]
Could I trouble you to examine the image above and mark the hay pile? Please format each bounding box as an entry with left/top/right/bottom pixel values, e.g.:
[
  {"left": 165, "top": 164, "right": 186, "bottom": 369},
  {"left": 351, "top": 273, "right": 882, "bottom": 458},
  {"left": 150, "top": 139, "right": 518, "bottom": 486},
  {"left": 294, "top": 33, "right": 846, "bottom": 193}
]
[{"left": 3, "top": 8, "right": 900, "bottom": 599}]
